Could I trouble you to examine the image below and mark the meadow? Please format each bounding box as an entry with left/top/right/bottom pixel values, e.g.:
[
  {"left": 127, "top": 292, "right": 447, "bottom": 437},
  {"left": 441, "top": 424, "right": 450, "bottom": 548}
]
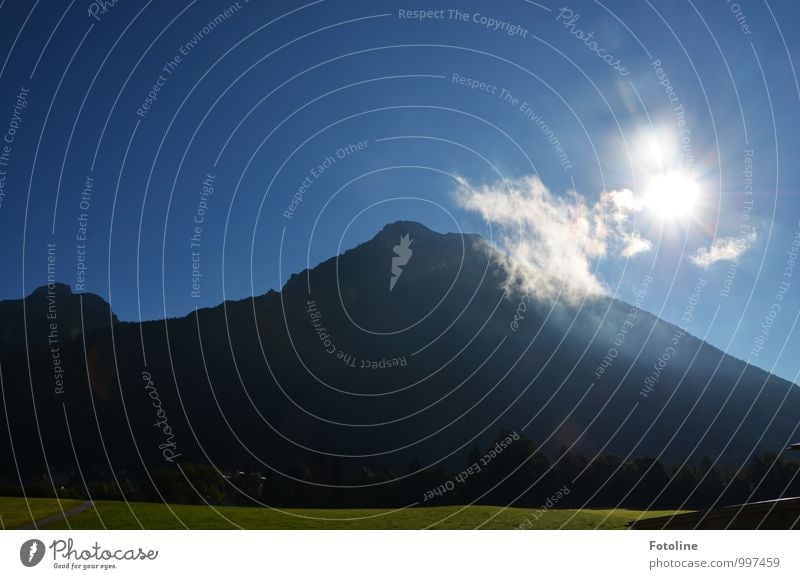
[{"left": 0, "top": 497, "right": 684, "bottom": 530}]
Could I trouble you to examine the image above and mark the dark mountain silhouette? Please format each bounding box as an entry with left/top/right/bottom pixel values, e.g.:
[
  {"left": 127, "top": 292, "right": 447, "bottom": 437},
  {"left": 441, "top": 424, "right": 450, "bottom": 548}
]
[
  {"left": 1, "top": 221, "right": 798, "bottom": 488},
  {"left": 0, "top": 282, "right": 116, "bottom": 354}
]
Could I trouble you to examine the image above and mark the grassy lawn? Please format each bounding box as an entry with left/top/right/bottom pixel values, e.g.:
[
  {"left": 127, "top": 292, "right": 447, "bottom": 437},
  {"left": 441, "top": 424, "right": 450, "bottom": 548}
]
[
  {"left": 0, "top": 496, "right": 83, "bottom": 530},
  {"left": 0, "top": 498, "right": 683, "bottom": 530}
]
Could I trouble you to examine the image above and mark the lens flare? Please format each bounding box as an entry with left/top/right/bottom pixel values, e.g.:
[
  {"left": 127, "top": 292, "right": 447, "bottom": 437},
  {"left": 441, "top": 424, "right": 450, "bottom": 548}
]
[{"left": 643, "top": 172, "right": 700, "bottom": 219}]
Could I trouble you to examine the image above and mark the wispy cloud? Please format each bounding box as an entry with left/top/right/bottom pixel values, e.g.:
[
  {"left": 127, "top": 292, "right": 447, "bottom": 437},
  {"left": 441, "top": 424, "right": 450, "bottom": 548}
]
[
  {"left": 620, "top": 231, "right": 653, "bottom": 257},
  {"left": 454, "top": 175, "right": 649, "bottom": 304},
  {"left": 689, "top": 231, "right": 756, "bottom": 268}
]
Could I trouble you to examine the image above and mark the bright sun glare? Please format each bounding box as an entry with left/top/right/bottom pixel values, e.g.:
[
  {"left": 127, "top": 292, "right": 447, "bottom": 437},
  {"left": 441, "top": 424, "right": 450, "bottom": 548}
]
[
  {"left": 644, "top": 171, "right": 700, "bottom": 219},
  {"left": 635, "top": 128, "right": 701, "bottom": 221}
]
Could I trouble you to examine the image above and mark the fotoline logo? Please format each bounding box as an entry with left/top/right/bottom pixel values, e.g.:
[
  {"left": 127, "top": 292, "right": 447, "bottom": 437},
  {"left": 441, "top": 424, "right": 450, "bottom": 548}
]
[
  {"left": 19, "top": 539, "right": 46, "bottom": 567},
  {"left": 389, "top": 234, "right": 413, "bottom": 291}
]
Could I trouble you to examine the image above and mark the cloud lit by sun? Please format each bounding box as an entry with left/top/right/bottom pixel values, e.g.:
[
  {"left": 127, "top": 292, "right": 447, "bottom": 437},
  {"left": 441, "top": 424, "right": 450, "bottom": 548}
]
[{"left": 453, "top": 125, "right": 754, "bottom": 302}]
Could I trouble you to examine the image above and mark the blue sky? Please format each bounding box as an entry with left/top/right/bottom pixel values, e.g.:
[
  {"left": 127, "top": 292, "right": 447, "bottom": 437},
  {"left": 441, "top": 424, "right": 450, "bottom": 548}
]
[{"left": 1, "top": 0, "right": 799, "bottom": 381}]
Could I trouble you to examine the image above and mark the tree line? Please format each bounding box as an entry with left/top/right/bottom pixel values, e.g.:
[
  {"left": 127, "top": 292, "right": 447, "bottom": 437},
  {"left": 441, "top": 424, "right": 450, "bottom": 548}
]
[{"left": 4, "top": 432, "right": 800, "bottom": 511}]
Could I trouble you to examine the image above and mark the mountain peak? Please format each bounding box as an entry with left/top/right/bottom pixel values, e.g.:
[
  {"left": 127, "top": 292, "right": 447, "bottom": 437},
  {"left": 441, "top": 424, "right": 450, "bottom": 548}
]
[
  {"left": 375, "top": 220, "right": 486, "bottom": 247},
  {"left": 30, "top": 282, "right": 73, "bottom": 297},
  {"left": 377, "top": 220, "right": 438, "bottom": 240}
]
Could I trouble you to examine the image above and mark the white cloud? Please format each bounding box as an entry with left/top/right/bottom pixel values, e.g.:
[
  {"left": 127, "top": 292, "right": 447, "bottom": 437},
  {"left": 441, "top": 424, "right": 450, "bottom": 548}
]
[
  {"left": 454, "top": 175, "right": 650, "bottom": 304},
  {"left": 621, "top": 231, "right": 653, "bottom": 257},
  {"left": 689, "top": 231, "right": 756, "bottom": 268}
]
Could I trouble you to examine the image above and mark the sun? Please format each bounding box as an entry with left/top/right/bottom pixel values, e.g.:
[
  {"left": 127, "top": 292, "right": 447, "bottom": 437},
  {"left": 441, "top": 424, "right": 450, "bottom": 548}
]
[
  {"left": 643, "top": 171, "right": 700, "bottom": 219},
  {"left": 632, "top": 127, "right": 702, "bottom": 221}
]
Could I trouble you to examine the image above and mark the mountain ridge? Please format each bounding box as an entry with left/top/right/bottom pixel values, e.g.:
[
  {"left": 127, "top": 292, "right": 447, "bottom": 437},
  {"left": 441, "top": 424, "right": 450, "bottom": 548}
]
[
  {"left": 4, "top": 221, "right": 783, "bottom": 386},
  {"left": 1, "top": 221, "right": 798, "bottom": 480}
]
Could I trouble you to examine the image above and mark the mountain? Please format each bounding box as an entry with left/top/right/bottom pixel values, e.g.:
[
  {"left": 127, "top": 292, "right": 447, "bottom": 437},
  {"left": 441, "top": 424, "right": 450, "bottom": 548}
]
[
  {"left": 0, "top": 282, "right": 116, "bottom": 355},
  {"left": 1, "top": 221, "right": 798, "bottom": 486}
]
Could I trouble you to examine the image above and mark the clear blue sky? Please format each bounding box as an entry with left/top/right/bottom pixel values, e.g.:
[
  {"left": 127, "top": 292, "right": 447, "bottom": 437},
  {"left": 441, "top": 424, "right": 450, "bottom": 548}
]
[{"left": 1, "top": 0, "right": 799, "bottom": 381}]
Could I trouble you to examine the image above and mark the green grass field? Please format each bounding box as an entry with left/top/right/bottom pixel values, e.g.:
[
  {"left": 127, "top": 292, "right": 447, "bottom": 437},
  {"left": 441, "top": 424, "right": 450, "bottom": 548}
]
[
  {"left": 0, "top": 497, "right": 685, "bottom": 529},
  {"left": 0, "top": 497, "right": 83, "bottom": 530}
]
